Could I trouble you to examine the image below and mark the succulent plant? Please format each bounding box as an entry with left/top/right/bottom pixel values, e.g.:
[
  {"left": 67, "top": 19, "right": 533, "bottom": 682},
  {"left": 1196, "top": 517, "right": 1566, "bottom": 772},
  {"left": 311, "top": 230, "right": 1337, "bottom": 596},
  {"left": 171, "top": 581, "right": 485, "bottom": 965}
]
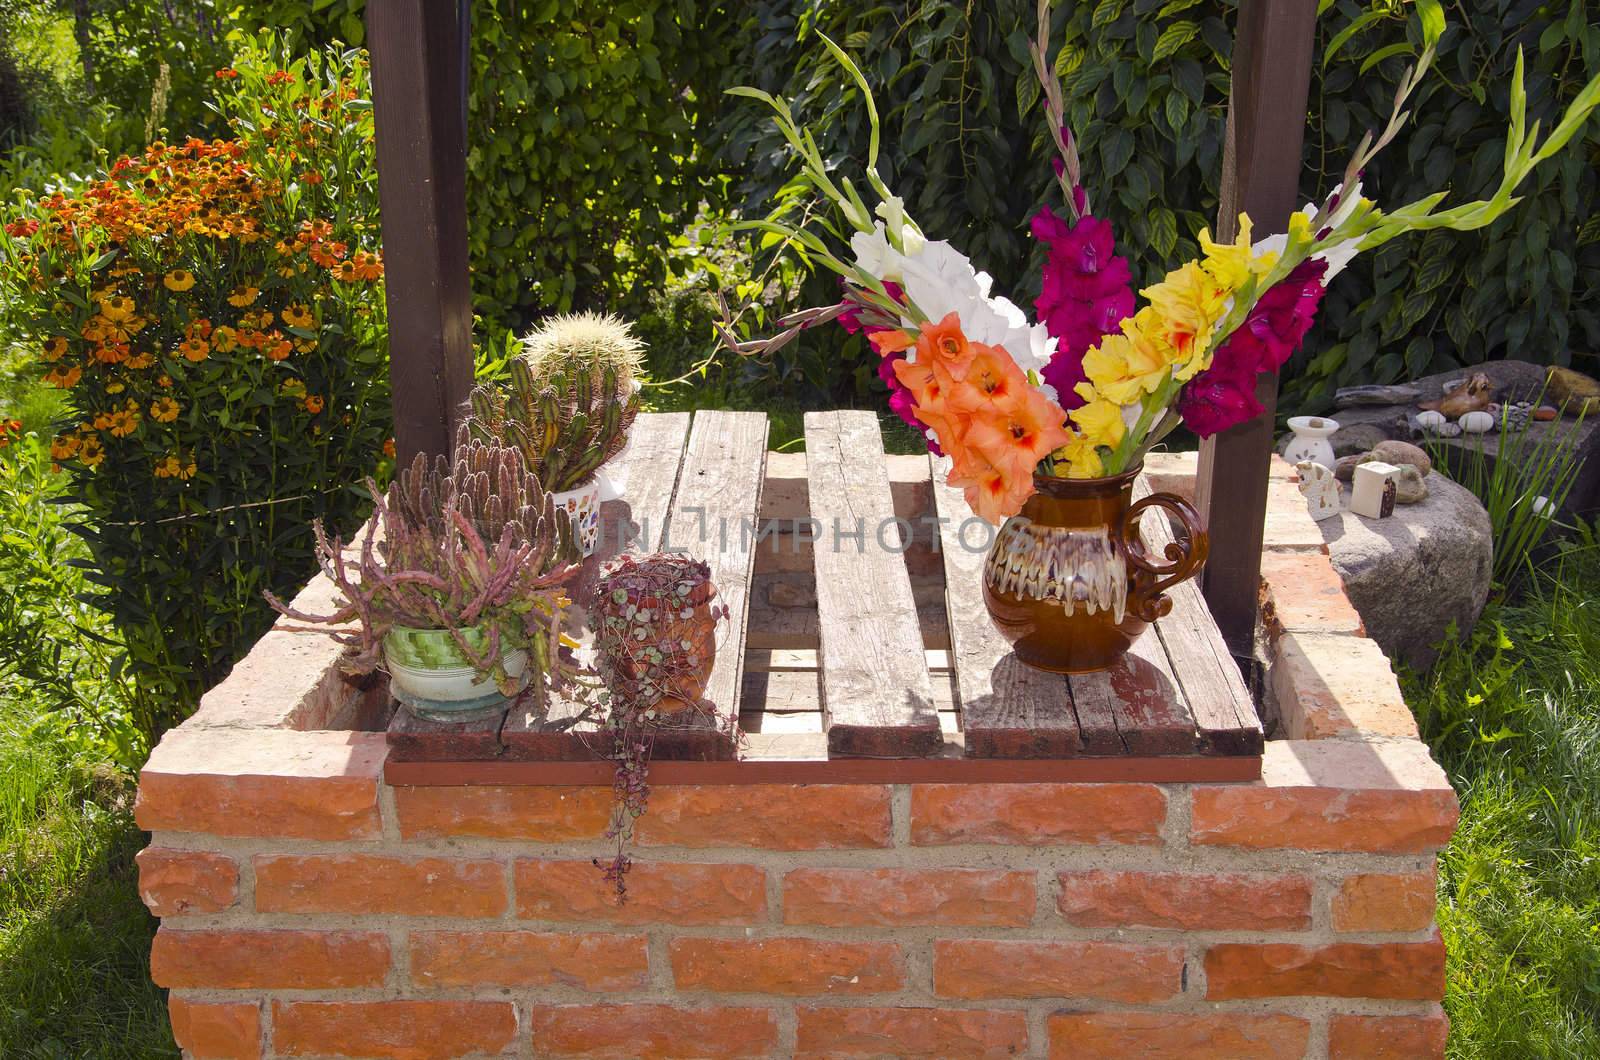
[
  {"left": 466, "top": 354, "right": 639, "bottom": 492},
  {"left": 266, "top": 435, "right": 582, "bottom": 692},
  {"left": 520, "top": 311, "right": 646, "bottom": 387}
]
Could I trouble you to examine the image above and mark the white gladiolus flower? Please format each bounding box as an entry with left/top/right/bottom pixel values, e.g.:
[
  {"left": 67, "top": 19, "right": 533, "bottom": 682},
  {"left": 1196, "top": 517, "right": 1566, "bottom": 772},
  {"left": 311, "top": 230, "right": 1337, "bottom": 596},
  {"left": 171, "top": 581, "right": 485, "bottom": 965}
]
[{"left": 851, "top": 222, "right": 906, "bottom": 282}]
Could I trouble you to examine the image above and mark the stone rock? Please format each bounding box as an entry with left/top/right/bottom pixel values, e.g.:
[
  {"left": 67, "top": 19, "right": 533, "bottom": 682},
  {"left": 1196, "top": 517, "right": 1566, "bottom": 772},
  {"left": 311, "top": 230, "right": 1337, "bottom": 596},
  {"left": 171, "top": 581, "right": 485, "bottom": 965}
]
[
  {"left": 1317, "top": 474, "right": 1492, "bottom": 670},
  {"left": 1369, "top": 440, "right": 1431, "bottom": 477},
  {"left": 1534, "top": 405, "right": 1558, "bottom": 421},
  {"left": 1460, "top": 410, "right": 1495, "bottom": 434},
  {"left": 1335, "top": 384, "right": 1422, "bottom": 408},
  {"left": 1329, "top": 421, "right": 1391, "bottom": 458},
  {"left": 1435, "top": 422, "right": 1462, "bottom": 438},
  {"left": 1392, "top": 465, "right": 1428, "bottom": 504},
  {"left": 1334, "top": 454, "right": 1365, "bottom": 482}
]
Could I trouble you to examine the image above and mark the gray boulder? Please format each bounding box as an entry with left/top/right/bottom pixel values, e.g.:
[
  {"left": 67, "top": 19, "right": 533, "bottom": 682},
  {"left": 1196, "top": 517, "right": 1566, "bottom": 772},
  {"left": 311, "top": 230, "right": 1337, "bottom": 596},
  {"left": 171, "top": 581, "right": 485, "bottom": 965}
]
[{"left": 1318, "top": 474, "right": 1492, "bottom": 670}]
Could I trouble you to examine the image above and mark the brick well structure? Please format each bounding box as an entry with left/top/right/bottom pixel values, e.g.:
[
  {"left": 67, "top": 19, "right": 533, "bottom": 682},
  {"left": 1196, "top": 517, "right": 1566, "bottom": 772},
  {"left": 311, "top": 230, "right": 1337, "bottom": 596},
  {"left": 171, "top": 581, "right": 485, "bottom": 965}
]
[{"left": 138, "top": 454, "right": 1456, "bottom": 1059}]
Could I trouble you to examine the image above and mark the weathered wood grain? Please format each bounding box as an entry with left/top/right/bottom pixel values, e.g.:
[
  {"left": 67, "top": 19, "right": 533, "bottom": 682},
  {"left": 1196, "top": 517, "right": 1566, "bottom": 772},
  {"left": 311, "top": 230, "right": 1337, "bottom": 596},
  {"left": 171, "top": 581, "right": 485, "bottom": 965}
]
[
  {"left": 386, "top": 703, "right": 505, "bottom": 763},
  {"left": 1069, "top": 626, "right": 1197, "bottom": 756},
  {"left": 807, "top": 412, "right": 940, "bottom": 757},
  {"left": 668, "top": 410, "right": 769, "bottom": 726},
  {"left": 1132, "top": 477, "right": 1264, "bottom": 754},
  {"left": 929, "top": 455, "right": 1082, "bottom": 758}
]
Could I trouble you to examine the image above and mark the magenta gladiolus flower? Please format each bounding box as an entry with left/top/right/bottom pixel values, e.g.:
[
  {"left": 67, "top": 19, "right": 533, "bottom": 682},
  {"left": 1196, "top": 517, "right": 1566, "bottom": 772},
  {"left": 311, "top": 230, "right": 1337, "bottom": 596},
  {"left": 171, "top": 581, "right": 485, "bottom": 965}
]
[
  {"left": 1176, "top": 363, "right": 1264, "bottom": 438},
  {"left": 1031, "top": 207, "right": 1135, "bottom": 409},
  {"left": 1178, "top": 259, "right": 1329, "bottom": 438}
]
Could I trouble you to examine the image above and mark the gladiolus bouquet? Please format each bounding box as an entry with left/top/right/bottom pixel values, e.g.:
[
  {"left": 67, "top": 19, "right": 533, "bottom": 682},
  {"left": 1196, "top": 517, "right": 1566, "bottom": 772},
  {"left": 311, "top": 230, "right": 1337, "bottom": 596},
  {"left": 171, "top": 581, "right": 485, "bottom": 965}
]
[{"left": 720, "top": 0, "right": 1600, "bottom": 525}]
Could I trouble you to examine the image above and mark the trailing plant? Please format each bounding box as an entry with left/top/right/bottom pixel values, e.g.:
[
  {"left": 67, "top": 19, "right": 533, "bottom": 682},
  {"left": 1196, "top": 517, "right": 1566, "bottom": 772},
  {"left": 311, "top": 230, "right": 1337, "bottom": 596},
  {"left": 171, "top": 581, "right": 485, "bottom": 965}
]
[
  {"left": 233, "top": 0, "right": 741, "bottom": 333},
  {"left": 267, "top": 437, "right": 581, "bottom": 693},
  {"left": 1425, "top": 407, "right": 1587, "bottom": 591},
  {"left": 521, "top": 311, "right": 647, "bottom": 388},
  {"left": 588, "top": 552, "right": 727, "bottom": 900},
  {"left": 466, "top": 357, "right": 640, "bottom": 493},
  {"left": 0, "top": 37, "right": 389, "bottom": 735}
]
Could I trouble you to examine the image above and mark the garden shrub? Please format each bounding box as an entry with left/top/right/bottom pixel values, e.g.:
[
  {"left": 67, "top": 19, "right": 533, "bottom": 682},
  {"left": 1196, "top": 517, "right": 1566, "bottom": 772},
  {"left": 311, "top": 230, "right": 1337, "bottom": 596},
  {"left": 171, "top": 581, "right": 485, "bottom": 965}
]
[
  {"left": 718, "top": 0, "right": 1599, "bottom": 412},
  {"left": 232, "top": 0, "right": 741, "bottom": 336},
  {"left": 0, "top": 39, "right": 390, "bottom": 736}
]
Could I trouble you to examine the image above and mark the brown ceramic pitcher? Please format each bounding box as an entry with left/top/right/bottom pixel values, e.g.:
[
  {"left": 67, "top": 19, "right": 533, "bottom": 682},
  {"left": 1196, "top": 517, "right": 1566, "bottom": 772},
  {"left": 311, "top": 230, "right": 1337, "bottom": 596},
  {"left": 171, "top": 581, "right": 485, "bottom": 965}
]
[{"left": 980, "top": 465, "right": 1209, "bottom": 673}]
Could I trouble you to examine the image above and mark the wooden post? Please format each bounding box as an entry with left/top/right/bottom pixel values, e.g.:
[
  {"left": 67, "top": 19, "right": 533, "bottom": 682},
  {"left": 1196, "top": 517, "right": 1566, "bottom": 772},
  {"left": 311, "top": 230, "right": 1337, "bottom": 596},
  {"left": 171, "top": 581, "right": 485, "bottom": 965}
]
[
  {"left": 1195, "top": 0, "right": 1319, "bottom": 657},
  {"left": 367, "top": 0, "right": 474, "bottom": 467}
]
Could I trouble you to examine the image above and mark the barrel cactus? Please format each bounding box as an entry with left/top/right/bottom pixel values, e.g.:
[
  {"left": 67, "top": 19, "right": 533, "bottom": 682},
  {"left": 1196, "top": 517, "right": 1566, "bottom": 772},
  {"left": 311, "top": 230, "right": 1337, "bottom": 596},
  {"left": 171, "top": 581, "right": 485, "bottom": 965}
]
[{"left": 520, "top": 311, "right": 646, "bottom": 388}]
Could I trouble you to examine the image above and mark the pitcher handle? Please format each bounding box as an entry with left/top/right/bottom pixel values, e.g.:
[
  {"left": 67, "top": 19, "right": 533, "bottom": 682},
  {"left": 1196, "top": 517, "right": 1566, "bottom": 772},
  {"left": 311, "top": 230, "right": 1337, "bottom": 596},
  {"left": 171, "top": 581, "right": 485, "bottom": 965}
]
[{"left": 1121, "top": 492, "right": 1210, "bottom": 624}]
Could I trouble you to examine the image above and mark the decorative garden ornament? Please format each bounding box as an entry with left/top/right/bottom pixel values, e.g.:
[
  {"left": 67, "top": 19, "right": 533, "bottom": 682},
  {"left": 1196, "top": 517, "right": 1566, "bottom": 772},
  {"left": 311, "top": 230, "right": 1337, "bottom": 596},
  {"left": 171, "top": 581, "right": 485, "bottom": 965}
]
[
  {"left": 1420, "top": 372, "right": 1494, "bottom": 418},
  {"left": 1296, "top": 461, "right": 1341, "bottom": 521},
  {"left": 1283, "top": 416, "right": 1340, "bottom": 469},
  {"left": 1350, "top": 461, "right": 1401, "bottom": 519},
  {"left": 981, "top": 466, "right": 1208, "bottom": 673}
]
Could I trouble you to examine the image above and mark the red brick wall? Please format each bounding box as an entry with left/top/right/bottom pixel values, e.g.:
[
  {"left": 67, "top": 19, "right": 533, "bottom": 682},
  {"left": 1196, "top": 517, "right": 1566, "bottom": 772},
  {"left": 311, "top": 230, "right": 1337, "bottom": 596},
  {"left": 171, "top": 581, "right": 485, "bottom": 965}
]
[{"left": 138, "top": 454, "right": 1456, "bottom": 1059}]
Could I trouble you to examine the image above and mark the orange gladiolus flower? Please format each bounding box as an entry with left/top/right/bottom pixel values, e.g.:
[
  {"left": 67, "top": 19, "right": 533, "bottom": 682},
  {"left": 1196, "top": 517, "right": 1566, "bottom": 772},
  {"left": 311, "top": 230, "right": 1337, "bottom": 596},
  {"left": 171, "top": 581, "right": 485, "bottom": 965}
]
[{"left": 916, "top": 312, "right": 977, "bottom": 381}]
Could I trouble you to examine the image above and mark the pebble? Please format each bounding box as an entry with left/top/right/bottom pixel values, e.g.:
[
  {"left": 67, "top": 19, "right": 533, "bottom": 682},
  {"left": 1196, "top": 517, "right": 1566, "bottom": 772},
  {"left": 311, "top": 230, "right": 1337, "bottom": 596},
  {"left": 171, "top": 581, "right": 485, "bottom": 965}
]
[
  {"left": 1415, "top": 410, "right": 1447, "bottom": 431},
  {"left": 1436, "top": 423, "right": 1463, "bottom": 438},
  {"left": 1460, "top": 410, "right": 1495, "bottom": 434},
  {"left": 1534, "top": 406, "right": 1559, "bottom": 421}
]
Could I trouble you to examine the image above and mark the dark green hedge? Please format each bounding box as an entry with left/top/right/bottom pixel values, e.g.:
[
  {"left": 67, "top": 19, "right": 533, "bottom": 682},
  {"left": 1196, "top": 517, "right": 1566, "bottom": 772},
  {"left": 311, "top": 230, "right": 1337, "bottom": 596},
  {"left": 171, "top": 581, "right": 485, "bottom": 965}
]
[
  {"left": 718, "top": 0, "right": 1599, "bottom": 411},
  {"left": 239, "top": 0, "right": 738, "bottom": 335}
]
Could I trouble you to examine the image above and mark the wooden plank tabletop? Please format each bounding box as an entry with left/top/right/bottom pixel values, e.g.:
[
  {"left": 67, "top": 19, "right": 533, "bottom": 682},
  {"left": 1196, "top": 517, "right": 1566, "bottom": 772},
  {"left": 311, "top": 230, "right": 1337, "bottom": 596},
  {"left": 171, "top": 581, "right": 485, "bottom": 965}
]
[
  {"left": 388, "top": 425, "right": 1262, "bottom": 776},
  {"left": 808, "top": 412, "right": 942, "bottom": 758}
]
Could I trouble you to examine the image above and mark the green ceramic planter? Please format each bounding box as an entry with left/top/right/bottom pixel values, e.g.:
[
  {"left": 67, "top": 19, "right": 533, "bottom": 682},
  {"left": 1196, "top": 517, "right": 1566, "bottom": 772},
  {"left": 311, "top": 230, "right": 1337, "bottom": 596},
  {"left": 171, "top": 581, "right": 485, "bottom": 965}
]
[{"left": 383, "top": 624, "right": 529, "bottom": 723}]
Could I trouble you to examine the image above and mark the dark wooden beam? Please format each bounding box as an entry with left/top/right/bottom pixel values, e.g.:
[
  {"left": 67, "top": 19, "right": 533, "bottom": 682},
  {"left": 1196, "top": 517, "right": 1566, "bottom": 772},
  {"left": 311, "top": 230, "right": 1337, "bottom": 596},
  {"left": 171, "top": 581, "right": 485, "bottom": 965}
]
[
  {"left": 367, "top": 0, "right": 474, "bottom": 467},
  {"left": 1195, "top": 0, "right": 1319, "bottom": 657}
]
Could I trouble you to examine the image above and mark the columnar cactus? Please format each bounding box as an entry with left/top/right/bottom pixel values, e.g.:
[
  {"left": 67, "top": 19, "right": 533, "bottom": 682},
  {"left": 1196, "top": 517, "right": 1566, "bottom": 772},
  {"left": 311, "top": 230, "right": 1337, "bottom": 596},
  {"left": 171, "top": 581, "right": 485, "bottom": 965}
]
[{"left": 466, "top": 354, "right": 639, "bottom": 492}]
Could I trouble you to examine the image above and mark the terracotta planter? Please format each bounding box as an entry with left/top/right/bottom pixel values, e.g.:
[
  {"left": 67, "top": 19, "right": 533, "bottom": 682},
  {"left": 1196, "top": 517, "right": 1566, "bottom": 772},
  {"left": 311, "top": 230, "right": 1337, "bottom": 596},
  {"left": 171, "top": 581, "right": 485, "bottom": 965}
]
[
  {"left": 981, "top": 465, "right": 1208, "bottom": 673},
  {"left": 594, "top": 571, "right": 719, "bottom": 714}
]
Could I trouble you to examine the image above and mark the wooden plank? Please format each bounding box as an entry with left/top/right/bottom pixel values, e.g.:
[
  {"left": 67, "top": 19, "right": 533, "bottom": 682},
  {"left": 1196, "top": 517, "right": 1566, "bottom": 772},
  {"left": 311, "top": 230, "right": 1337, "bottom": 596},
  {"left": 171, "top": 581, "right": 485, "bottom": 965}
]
[
  {"left": 385, "top": 750, "right": 1262, "bottom": 787},
  {"left": 929, "top": 455, "right": 1081, "bottom": 758},
  {"left": 386, "top": 705, "right": 504, "bottom": 763},
  {"left": 1068, "top": 628, "right": 1197, "bottom": 756},
  {"left": 746, "top": 648, "right": 950, "bottom": 674},
  {"left": 500, "top": 414, "right": 696, "bottom": 761},
  {"left": 1132, "top": 477, "right": 1264, "bottom": 755},
  {"left": 667, "top": 411, "right": 769, "bottom": 724},
  {"left": 367, "top": 0, "right": 473, "bottom": 467},
  {"left": 1195, "top": 0, "right": 1320, "bottom": 654},
  {"left": 807, "top": 412, "right": 940, "bottom": 758}
]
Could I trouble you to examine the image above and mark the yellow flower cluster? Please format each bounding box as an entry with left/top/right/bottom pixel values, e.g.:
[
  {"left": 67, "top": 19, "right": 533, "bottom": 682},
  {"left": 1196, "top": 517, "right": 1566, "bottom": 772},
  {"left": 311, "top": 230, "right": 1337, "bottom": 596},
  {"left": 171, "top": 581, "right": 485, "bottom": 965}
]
[{"left": 1051, "top": 216, "right": 1275, "bottom": 479}]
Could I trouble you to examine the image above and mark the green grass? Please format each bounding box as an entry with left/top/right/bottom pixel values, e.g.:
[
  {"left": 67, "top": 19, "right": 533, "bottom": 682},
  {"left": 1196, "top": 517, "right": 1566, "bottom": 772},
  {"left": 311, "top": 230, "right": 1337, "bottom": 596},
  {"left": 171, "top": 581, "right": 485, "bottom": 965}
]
[
  {"left": 1404, "top": 544, "right": 1600, "bottom": 1059},
  {"left": 0, "top": 428, "right": 174, "bottom": 1057},
  {"left": 0, "top": 708, "right": 175, "bottom": 1058}
]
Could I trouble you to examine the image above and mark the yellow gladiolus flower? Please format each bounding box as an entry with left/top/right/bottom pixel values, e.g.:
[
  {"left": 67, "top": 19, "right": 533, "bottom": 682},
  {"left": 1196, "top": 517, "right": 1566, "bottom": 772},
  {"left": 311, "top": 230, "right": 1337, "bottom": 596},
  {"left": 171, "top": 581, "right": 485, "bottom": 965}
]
[
  {"left": 1051, "top": 431, "right": 1106, "bottom": 480},
  {"left": 1069, "top": 395, "right": 1128, "bottom": 449}
]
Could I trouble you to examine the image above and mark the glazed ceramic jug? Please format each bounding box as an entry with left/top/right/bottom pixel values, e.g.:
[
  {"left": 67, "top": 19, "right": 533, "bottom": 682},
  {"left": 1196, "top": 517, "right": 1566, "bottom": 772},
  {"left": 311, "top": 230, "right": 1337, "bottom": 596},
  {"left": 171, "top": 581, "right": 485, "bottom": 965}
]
[{"left": 981, "top": 466, "right": 1209, "bottom": 673}]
